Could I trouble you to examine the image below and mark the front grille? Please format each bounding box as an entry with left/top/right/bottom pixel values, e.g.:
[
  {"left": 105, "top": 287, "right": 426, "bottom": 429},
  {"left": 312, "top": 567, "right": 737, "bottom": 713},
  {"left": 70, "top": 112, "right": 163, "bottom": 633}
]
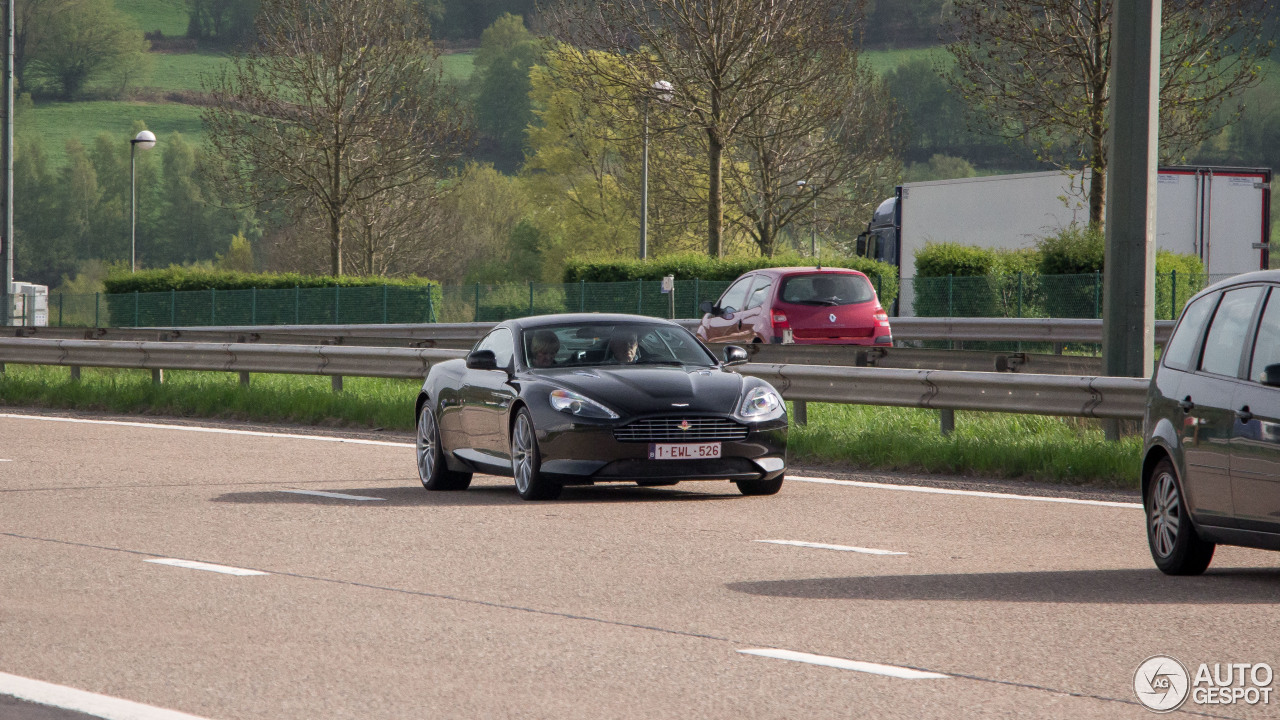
[{"left": 613, "top": 417, "right": 749, "bottom": 442}]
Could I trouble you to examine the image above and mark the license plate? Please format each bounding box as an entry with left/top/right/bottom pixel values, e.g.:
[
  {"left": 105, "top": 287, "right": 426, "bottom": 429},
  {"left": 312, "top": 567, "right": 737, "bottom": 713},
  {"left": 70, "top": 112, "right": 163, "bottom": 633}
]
[{"left": 648, "top": 442, "right": 721, "bottom": 460}]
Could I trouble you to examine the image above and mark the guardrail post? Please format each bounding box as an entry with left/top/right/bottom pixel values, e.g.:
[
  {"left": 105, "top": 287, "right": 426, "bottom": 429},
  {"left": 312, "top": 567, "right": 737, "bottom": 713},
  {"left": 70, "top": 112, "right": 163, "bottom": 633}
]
[
  {"left": 793, "top": 400, "right": 807, "bottom": 426},
  {"left": 70, "top": 366, "right": 80, "bottom": 381},
  {"left": 940, "top": 409, "right": 955, "bottom": 436},
  {"left": 240, "top": 371, "right": 250, "bottom": 387},
  {"left": 332, "top": 375, "right": 343, "bottom": 393},
  {"left": 152, "top": 368, "right": 164, "bottom": 385}
]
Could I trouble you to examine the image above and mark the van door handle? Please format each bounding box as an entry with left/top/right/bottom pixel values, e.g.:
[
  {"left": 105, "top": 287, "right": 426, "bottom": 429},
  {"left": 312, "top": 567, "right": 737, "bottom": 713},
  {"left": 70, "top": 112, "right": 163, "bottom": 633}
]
[
  {"left": 1178, "top": 396, "right": 1195, "bottom": 413},
  {"left": 1236, "top": 406, "right": 1253, "bottom": 423}
]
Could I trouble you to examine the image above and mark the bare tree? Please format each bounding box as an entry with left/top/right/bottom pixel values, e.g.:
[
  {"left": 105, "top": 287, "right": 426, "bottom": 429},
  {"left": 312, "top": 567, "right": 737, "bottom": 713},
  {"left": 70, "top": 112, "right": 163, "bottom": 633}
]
[
  {"left": 203, "top": 0, "right": 470, "bottom": 275},
  {"left": 545, "top": 0, "right": 866, "bottom": 258},
  {"left": 723, "top": 58, "right": 900, "bottom": 256},
  {"left": 947, "top": 0, "right": 1274, "bottom": 228}
]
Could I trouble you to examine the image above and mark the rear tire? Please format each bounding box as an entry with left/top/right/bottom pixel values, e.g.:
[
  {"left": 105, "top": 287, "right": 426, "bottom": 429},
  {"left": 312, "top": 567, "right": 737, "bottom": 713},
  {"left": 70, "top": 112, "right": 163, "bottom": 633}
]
[
  {"left": 511, "top": 408, "right": 562, "bottom": 500},
  {"left": 1146, "top": 459, "right": 1213, "bottom": 575},
  {"left": 417, "top": 403, "right": 471, "bottom": 491},
  {"left": 735, "top": 474, "right": 784, "bottom": 496}
]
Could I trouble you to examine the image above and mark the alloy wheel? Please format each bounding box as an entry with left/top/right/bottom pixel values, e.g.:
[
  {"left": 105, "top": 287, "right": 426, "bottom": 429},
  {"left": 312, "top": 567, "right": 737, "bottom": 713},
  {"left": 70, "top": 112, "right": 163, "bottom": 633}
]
[
  {"left": 416, "top": 406, "right": 437, "bottom": 483},
  {"left": 512, "top": 414, "right": 534, "bottom": 494},
  {"left": 1150, "top": 471, "right": 1181, "bottom": 558}
]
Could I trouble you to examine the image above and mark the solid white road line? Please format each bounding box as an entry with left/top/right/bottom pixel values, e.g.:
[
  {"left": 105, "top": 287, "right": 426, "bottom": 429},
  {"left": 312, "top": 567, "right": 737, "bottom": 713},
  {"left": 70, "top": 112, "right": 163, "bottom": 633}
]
[
  {"left": 756, "top": 539, "right": 905, "bottom": 556},
  {"left": 789, "top": 475, "right": 1143, "bottom": 509},
  {"left": 739, "top": 648, "right": 950, "bottom": 679},
  {"left": 0, "top": 671, "right": 214, "bottom": 720},
  {"left": 144, "top": 558, "right": 268, "bottom": 576},
  {"left": 280, "top": 489, "right": 385, "bottom": 501},
  {"left": 0, "top": 413, "right": 414, "bottom": 448}
]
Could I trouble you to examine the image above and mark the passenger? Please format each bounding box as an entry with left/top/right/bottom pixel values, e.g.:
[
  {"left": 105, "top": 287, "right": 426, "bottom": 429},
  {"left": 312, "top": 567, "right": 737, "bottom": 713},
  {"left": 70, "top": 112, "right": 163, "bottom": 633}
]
[
  {"left": 607, "top": 330, "right": 640, "bottom": 364},
  {"left": 529, "top": 330, "right": 560, "bottom": 368}
]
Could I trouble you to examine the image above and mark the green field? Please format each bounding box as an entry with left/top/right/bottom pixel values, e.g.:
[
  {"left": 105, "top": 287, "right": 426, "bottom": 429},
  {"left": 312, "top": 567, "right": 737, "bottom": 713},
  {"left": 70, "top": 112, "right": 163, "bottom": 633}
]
[
  {"left": 146, "top": 52, "right": 232, "bottom": 92},
  {"left": 117, "top": 0, "right": 189, "bottom": 37},
  {"left": 0, "top": 364, "right": 1141, "bottom": 486},
  {"left": 861, "top": 45, "right": 948, "bottom": 75},
  {"left": 19, "top": 100, "right": 206, "bottom": 163}
]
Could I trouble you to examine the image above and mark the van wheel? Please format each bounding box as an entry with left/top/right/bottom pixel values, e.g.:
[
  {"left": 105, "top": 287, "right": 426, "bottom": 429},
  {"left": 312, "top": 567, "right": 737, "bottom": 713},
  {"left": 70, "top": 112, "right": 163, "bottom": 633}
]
[{"left": 1146, "top": 459, "right": 1214, "bottom": 575}]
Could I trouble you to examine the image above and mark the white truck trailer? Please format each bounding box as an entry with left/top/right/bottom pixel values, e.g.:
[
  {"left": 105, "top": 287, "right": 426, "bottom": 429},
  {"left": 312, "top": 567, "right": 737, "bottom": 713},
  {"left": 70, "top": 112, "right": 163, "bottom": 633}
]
[{"left": 856, "top": 166, "right": 1272, "bottom": 315}]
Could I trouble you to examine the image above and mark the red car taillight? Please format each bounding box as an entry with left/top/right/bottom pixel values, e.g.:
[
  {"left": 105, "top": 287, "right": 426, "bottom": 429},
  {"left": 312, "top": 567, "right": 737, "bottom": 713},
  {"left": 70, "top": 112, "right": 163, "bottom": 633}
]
[{"left": 771, "top": 311, "right": 790, "bottom": 329}]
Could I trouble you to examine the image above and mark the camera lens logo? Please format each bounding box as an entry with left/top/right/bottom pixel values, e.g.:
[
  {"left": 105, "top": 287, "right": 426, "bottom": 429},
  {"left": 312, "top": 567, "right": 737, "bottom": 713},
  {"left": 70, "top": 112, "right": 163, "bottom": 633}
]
[{"left": 1136, "top": 655, "right": 1191, "bottom": 712}]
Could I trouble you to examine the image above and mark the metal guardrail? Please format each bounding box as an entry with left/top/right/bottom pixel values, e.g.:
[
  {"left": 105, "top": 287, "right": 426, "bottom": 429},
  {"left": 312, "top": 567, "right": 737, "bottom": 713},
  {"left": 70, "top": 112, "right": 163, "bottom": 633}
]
[{"left": 0, "top": 337, "right": 1147, "bottom": 421}]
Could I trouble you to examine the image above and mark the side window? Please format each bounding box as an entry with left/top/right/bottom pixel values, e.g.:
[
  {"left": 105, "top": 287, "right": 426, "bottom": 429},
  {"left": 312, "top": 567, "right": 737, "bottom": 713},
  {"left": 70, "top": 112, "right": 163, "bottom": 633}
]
[
  {"left": 745, "top": 280, "right": 773, "bottom": 310},
  {"left": 1199, "top": 286, "right": 1265, "bottom": 377},
  {"left": 718, "top": 277, "right": 754, "bottom": 313},
  {"left": 1249, "top": 288, "right": 1280, "bottom": 385},
  {"left": 476, "top": 328, "right": 514, "bottom": 369},
  {"left": 1162, "top": 293, "right": 1217, "bottom": 371}
]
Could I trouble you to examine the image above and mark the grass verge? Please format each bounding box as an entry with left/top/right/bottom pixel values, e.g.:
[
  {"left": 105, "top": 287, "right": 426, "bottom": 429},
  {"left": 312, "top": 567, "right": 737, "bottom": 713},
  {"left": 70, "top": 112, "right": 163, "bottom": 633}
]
[{"left": 0, "top": 365, "right": 1141, "bottom": 487}]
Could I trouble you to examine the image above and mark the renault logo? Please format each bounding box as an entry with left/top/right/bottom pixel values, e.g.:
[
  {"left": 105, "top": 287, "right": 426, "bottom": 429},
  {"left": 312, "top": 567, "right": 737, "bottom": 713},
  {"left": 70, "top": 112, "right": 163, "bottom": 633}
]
[{"left": 829, "top": 313, "right": 837, "bottom": 322}]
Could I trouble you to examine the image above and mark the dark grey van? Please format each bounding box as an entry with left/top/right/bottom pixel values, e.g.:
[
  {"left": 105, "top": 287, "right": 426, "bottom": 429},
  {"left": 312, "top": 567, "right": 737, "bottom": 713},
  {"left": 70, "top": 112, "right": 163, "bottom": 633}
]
[{"left": 1142, "top": 270, "right": 1280, "bottom": 574}]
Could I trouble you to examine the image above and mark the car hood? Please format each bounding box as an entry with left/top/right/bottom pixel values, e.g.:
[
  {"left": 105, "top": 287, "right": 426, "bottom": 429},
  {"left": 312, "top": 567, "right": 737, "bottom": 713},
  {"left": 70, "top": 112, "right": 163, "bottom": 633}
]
[{"left": 534, "top": 365, "right": 744, "bottom": 416}]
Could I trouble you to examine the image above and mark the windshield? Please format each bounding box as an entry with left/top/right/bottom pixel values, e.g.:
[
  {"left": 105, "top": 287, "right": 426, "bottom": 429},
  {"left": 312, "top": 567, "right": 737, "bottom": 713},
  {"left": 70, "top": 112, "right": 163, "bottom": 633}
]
[
  {"left": 780, "top": 273, "right": 874, "bottom": 306},
  {"left": 521, "top": 322, "right": 717, "bottom": 369}
]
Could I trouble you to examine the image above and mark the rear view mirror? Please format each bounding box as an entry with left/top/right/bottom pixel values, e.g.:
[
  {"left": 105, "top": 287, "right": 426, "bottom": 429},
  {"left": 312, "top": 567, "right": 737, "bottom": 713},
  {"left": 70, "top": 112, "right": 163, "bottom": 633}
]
[
  {"left": 699, "top": 300, "right": 717, "bottom": 316},
  {"left": 723, "top": 345, "right": 749, "bottom": 367},
  {"left": 1265, "top": 363, "right": 1280, "bottom": 388},
  {"left": 466, "top": 349, "right": 498, "bottom": 370}
]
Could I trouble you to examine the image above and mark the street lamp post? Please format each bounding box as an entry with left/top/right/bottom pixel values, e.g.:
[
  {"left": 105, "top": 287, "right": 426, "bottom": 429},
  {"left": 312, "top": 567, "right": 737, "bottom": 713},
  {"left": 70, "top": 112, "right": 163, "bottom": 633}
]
[
  {"left": 130, "top": 130, "right": 157, "bottom": 272},
  {"left": 796, "top": 179, "right": 818, "bottom": 263},
  {"left": 640, "top": 80, "right": 673, "bottom": 260}
]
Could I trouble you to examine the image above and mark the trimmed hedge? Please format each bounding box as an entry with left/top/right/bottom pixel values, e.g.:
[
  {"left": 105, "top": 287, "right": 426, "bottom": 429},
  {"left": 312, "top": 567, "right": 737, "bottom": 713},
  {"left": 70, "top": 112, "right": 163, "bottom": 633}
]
[
  {"left": 562, "top": 253, "right": 900, "bottom": 306},
  {"left": 102, "top": 269, "right": 442, "bottom": 326}
]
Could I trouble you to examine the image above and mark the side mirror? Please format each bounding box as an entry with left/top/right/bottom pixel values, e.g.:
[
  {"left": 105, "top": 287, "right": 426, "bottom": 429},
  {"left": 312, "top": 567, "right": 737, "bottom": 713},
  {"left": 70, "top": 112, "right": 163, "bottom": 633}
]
[
  {"left": 466, "top": 349, "right": 498, "bottom": 371},
  {"left": 721, "top": 307, "right": 737, "bottom": 321},
  {"left": 1265, "top": 363, "right": 1280, "bottom": 388},
  {"left": 723, "top": 345, "right": 749, "bottom": 367},
  {"left": 699, "top": 300, "right": 716, "bottom": 316}
]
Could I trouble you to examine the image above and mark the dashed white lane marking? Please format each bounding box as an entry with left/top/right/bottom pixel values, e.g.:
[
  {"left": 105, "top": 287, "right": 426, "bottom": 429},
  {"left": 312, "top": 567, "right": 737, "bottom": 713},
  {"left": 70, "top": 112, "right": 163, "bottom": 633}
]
[
  {"left": 0, "top": 458, "right": 11, "bottom": 461},
  {"left": 280, "top": 489, "right": 385, "bottom": 501},
  {"left": 739, "top": 648, "right": 950, "bottom": 679},
  {"left": 144, "top": 558, "right": 268, "bottom": 576},
  {"left": 789, "top": 475, "right": 1143, "bottom": 509},
  {"left": 756, "top": 539, "right": 905, "bottom": 555},
  {"left": 0, "top": 413, "right": 414, "bottom": 448},
  {"left": 0, "top": 671, "right": 214, "bottom": 720}
]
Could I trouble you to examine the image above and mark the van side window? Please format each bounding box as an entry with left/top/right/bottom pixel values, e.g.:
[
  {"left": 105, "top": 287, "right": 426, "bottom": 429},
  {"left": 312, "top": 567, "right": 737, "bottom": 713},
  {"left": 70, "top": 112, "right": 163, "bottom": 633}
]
[
  {"left": 1199, "top": 287, "right": 1265, "bottom": 377},
  {"left": 1162, "top": 293, "right": 1216, "bottom": 371},
  {"left": 1249, "top": 288, "right": 1280, "bottom": 385}
]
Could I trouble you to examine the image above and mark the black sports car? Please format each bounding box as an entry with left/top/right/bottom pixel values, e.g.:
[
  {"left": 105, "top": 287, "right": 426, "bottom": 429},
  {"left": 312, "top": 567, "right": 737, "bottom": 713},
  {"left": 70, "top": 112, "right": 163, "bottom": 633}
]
[{"left": 414, "top": 313, "right": 788, "bottom": 500}]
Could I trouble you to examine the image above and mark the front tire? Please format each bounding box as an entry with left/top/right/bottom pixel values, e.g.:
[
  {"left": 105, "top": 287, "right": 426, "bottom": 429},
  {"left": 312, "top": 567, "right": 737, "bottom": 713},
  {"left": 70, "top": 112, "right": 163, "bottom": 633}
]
[
  {"left": 417, "top": 403, "right": 471, "bottom": 491},
  {"left": 735, "top": 474, "right": 784, "bottom": 496},
  {"left": 1146, "top": 459, "right": 1213, "bottom": 575},
  {"left": 511, "top": 408, "right": 561, "bottom": 500}
]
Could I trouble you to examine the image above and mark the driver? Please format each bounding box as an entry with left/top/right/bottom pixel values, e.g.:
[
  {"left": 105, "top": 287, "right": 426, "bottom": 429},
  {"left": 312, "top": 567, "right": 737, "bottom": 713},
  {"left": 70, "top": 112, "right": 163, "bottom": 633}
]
[
  {"left": 529, "top": 330, "right": 560, "bottom": 368},
  {"left": 607, "top": 330, "right": 640, "bottom": 364},
  {"left": 811, "top": 276, "right": 839, "bottom": 301}
]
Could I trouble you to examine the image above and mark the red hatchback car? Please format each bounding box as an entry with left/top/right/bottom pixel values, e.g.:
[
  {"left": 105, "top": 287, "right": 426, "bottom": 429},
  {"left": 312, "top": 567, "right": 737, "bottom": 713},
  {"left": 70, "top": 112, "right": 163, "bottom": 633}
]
[{"left": 696, "top": 267, "right": 893, "bottom": 345}]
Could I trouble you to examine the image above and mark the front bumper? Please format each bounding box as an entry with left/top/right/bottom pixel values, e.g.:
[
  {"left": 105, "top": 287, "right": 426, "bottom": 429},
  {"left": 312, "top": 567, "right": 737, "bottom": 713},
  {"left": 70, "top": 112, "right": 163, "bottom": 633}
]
[{"left": 535, "top": 415, "right": 788, "bottom": 484}]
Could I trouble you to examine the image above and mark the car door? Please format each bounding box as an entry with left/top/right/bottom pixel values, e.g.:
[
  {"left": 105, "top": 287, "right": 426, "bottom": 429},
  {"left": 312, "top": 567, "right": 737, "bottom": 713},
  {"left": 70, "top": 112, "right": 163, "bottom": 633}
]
[
  {"left": 1181, "top": 285, "right": 1266, "bottom": 527},
  {"left": 461, "top": 327, "right": 518, "bottom": 464},
  {"left": 1231, "top": 285, "right": 1280, "bottom": 533},
  {"left": 703, "top": 275, "right": 755, "bottom": 343}
]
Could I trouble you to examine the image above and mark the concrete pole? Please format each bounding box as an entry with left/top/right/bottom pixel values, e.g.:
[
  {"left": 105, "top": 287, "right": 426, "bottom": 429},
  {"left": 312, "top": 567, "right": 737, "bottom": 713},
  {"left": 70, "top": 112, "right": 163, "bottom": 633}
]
[
  {"left": 1, "top": 0, "right": 13, "bottom": 325},
  {"left": 1102, "top": 0, "right": 1160, "bottom": 382}
]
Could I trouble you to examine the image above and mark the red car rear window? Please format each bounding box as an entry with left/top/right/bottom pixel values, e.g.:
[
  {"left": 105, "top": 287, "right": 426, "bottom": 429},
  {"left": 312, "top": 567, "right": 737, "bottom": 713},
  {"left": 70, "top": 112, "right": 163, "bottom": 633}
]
[{"left": 779, "top": 274, "right": 874, "bottom": 306}]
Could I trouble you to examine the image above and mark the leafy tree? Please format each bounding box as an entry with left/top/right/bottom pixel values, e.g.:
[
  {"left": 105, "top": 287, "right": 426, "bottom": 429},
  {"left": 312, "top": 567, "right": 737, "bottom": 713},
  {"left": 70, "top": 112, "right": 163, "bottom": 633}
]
[
  {"left": 546, "top": 0, "right": 869, "bottom": 258},
  {"left": 186, "top": 0, "right": 259, "bottom": 47},
  {"left": 947, "top": 0, "right": 1275, "bottom": 228},
  {"left": 13, "top": 138, "right": 71, "bottom": 285},
  {"left": 904, "top": 154, "right": 977, "bottom": 182},
  {"left": 217, "top": 233, "right": 256, "bottom": 272},
  {"left": 203, "top": 0, "right": 472, "bottom": 275},
  {"left": 472, "top": 14, "right": 540, "bottom": 170},
  {"left": 26, "top": 0, "right": 149, "bottom": 98}
]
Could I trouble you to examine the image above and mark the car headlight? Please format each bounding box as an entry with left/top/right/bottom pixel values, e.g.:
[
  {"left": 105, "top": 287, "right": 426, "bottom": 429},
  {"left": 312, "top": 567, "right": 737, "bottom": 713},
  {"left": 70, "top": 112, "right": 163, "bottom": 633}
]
[
  {"left": 737, "top": 386, "right": 784, "bottom": 422},
  {"left": 549, "top": 388, "right": 619, "bottom": 419}
]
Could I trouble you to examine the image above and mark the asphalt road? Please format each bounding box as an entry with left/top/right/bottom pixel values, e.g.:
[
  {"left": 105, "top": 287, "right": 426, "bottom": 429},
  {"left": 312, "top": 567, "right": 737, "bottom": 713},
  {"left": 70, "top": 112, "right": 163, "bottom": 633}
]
[{"left": 1, "top": 411, "right": 1277, "bottom": 720}]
